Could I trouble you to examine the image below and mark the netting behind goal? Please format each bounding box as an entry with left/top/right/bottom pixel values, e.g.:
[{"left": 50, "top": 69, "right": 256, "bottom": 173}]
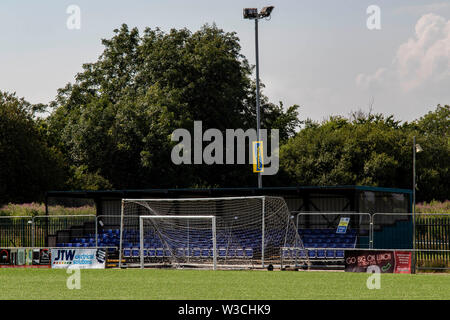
[{"left": 119, "top": 196, "right": 307, "bottom": 269}]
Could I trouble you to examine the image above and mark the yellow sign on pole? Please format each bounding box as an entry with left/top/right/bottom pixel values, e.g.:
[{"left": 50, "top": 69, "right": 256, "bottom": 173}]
[{"left": 253, "top": 141, "right": 264, "bottom": 173}]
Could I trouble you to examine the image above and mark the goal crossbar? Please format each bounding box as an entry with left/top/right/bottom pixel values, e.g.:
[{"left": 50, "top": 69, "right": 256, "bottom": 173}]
[{"left": 126, "top": 196, "right": 265, "bottom": 202}]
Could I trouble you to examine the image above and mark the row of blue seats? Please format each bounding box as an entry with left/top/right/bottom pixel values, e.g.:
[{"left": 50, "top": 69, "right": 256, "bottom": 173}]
[
  {"left": 305, "top": 243, "right": 354, "bottom": 249},
  {"left": 302, "top": 234, "right": 355, "bottom": 240},
  {"left": 303, "top": 237, "right": 355, "bottom": 243},
  {"left": 124, "top": 247, "right": 254, "bottom": 259},
  {"left": 282, "top": 248, "right": 345, "bottom": 259},
  {"left": 57, "top": 243, "right": 96, "bottom": 248},
  {"left": 299, "top": 229, "right": 357, "bottom": 235},
  {"left": 97, "top": 228, "right": 357, "bottom": 237}
]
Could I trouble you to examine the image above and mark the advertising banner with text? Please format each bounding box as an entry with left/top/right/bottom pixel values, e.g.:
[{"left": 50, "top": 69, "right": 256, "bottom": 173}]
[
  {"left": 344, "top": 250, "right": 411, "bottom": 274},
  {"left": 51, "top": 248, "right": 106, "bottom": 269}
]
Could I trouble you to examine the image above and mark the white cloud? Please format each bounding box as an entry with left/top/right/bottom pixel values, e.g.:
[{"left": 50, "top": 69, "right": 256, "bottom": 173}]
[{"left": 356, "top": 13, "right": 450, "bottom": 92}]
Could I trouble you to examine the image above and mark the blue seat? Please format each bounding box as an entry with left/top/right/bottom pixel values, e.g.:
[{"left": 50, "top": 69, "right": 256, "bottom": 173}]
[
  {"left": 336, "top": 250, "right": 344, "bottom": 258},
  {"left": 156, "top": 248, "right": 164, "bottom": 257},
  {"left": 147, "top": 248, "right": 155, "bottom": 257},
  {"left": 218, "top": 248, "right": 227, "bottom": 257},
  {"left": 299, "top": 250, "right": 307, "bottom": 258},
  {"left": 132, "top": 249, "right": 140, "bottom": 257},
  {"left": 192, "top": 248, "right": 201, "bottom": 257},
  {"left": 317, "top": 250, "right": 325, "bottom": 258},
  {"left": 244, "top": 248, "right": 253, "bottom": 258},
  {"left": 201, "top": 249, "right": 210, "bottom": 258},
  {"left": 164, "top": 249, "right": 172, "bottom": 257},
  {"left": 176, "top": 248, "right": 185, "bottom": 257},
  {"left": 308, "top": 250, "right": 316, "bottom": 258},
  {"left": 123, "top": 249, "right": 131, "bottom": 257},
  {"left": 326, "top": 250, "right": 335, "bottom": 258}
]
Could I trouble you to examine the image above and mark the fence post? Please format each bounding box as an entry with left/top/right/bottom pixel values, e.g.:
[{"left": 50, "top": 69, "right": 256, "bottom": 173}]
[
  {"left": 95, "top": 216, "right": 98, "bottom": 249},
  {"left": 412, "top": 213, "right": 416, "bottom": 274},
  {"left": 212, "top": 216, "right": 217, "bottom": 271},
  {"left": 31, "top": 216, "right": 35, "bottom": 248},
  {"left": 119, "top": 200, "right": 124, "bottom": 268},
  {"left": 369, "top": 214, "right": 374, "bottom": 249},
  {"left": 261, "top": 197, "right": 265, "bottom": 269}
]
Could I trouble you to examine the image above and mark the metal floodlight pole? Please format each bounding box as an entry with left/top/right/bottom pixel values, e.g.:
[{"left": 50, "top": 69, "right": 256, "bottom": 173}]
[
  {"left": 244, "top": 6, "right": 274, "bottom": 189},
  {"left": 412, "top": 136, "right": 417, "bottom": 274},
  {"left": 255, "top": 17, "right": 262, "bottom": 189}
]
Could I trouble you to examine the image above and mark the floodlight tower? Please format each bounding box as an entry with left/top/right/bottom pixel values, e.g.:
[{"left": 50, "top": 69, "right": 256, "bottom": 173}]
[
  {"left": 243, "top": 6, "right": 275, "bottom": 189},
  {"left": 412, "top": 136, "right": 423, "bottom": 274}
]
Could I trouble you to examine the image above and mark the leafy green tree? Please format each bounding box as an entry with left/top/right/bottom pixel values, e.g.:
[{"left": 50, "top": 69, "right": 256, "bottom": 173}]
[
  {"left": 0, "top": 91, "right": 66, "bottom": 204},
  {"left": 410, "top": 105, "right": 449, "bottom": 201},
  {"left": 280, "top": 105, "right": 449, "bottom": 202},
  {"left": 48, "top": 24, "right": 300, "bottom": 189}
]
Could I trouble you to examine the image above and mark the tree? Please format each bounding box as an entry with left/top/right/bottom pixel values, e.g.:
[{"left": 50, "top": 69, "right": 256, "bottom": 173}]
[
  {"left": 279, "top": 105, "right": 449, "bottom": 202},
  {"left": 0, "top": 91, "right": 66, "bottom": 204},
  {"left": 48, "top": 24, "right": 300, "bottom": 189},
  {"left": 410, "top": 105, "right": 450, "bottom": 201}
]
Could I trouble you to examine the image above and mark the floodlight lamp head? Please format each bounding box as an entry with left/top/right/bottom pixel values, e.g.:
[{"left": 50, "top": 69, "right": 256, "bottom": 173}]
[
  {"left": 243, "top": 8, "right": 258, "bottom": 19},
  {"left": 259, "top": 6, "right": 274, "bottom": 18},
  {"left": 415, "top": 144, "right": 423, "bottom": 153}
]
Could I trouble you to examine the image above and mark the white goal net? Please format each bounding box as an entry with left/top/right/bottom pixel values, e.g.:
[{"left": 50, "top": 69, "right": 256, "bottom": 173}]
[{"left": 119, "top": 196, "right": 308, "bottom": 269}]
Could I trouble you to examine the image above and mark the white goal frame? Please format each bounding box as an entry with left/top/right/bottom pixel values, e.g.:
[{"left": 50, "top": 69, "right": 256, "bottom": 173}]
[
  {"left": 119, "top": 196, "right": 267, "bottom": 269},
  {"left": 139, "top": 215, "right": 217, "bottom": 270},
  {"left": 118, "top": 196, "right": 307, "bottom": 269}
]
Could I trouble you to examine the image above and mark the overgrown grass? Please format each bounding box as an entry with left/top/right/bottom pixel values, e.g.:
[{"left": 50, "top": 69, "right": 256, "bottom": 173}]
[
  {"left": 0, "top": 269, "right": 449, "bottom": 300},
  {"left": 417, "top": 200, "right": 450, "bottom": 214},
  {"left": 0, "top": 203, "right": 95, "bottom": 217}
]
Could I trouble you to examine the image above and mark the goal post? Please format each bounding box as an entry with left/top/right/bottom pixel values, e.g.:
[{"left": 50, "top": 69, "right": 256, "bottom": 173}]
[
  {"left": 119, "top": 196, "right": 307, "bottom": 269},
  {"left": 139, "top": 215, "right": 217, "bottom": 270}
]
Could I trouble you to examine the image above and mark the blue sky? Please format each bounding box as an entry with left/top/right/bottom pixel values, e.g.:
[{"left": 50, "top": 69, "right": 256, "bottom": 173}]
[{"left": 0, "top": 0, "right": 449, "bottom": 122}]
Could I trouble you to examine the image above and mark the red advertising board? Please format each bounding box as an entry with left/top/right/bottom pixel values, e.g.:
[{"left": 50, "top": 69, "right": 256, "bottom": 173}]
[
  {"left": 394, "top": 251, "right": 412, "bottom": 273},
  {"left": 345, "top": 250, "right": 411, "bottom": 274}
]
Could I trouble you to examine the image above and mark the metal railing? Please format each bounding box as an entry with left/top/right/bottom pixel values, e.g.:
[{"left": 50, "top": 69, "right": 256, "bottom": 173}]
[
  {"left": 0, "top": 212, "right": 448, "bottom": 269},
  {"left": 295, "top": 212, "right": 372, "bottom": 249}
]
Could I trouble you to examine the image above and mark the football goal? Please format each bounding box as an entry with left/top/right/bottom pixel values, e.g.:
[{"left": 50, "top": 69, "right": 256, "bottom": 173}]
[{"left": 119, "top": 196, "right": 308, "bottom": 269}]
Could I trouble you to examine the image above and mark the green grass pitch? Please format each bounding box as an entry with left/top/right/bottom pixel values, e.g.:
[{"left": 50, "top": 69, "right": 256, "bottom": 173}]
[{"left": 0, "top": 269, "right": 449, "bottom": 300}]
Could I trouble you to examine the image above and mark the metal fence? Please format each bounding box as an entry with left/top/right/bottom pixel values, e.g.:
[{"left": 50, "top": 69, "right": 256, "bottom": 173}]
[
  {"left": 294, "top": 212, "right": 450, "bottom": 269},
  {"left": 372, "top": 213, "right": 413, "bottom": 249},
  {"left": 0, "top": 215, "right": 96, "bottom": 248},
  {"left": 416, "top": 214, "right": 450, "bottom": 269},
  {"left": 0, "top": 216, "right": 34, "bottom": 247},
  {"left": 295, "top": 212, "right": 372, "bottom": 249},
  {"left": 32, "top": 215, "right": 97, "bottom": 247},
  {"left": 0, "top": 212, "right": 449, "bottom": 269}
]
